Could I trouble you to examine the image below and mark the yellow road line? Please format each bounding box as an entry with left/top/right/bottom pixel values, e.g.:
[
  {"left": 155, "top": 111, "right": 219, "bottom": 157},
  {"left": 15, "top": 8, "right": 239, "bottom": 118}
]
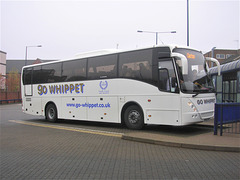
[{"left": 9, "top": 120, "right": 123, "bottom": 138}]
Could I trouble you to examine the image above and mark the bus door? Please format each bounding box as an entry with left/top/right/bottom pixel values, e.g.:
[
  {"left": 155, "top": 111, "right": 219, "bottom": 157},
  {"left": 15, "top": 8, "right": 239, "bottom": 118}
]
[
  {"left": 151, "top": 58, "right": 181, "bottom": 125},
  {"left": 158, "top": 58, "right": 179, "bottom": 93}
]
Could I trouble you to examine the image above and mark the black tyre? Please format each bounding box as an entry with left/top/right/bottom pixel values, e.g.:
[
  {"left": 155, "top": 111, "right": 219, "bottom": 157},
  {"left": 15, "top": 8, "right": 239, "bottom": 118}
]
[
  {"left": 124, "top": 105, "right": 144, "bottom": 130},
  {"left": 46, "top": 104, "right": 58, "bottom": 122}
]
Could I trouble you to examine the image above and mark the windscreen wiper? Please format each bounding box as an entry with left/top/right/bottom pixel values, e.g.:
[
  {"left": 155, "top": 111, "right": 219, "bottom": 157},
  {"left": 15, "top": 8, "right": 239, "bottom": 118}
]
[
  {"left": 192, "top": 89, "right": 211, "bottom": 97},
  {"left": 192, "top": 92, "right": 199, "bottom": 98}
]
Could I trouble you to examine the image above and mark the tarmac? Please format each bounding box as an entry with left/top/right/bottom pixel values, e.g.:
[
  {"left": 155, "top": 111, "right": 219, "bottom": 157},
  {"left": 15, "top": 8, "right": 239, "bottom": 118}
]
[{"left": 122, "top": 119, "right": 240, "bottom": 152}]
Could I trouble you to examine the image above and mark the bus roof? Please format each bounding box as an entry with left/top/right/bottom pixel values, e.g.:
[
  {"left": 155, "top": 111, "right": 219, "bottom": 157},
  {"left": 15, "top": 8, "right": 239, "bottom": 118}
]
[
  {"left": 22, "top": 45, "right": 201, "bottom": 69},
  {"left": 74, "top": 49, "right": 123, "bottom": 59}
]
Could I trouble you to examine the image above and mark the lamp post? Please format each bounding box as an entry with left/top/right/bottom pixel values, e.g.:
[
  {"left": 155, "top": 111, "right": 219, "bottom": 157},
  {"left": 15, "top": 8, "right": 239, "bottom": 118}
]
[
  {"left": 187, "top": 0, "right": 189, "bottom": 46},
  {"left": 25, "top": 45, "right": 42, "bottom": 66},
  {"left": 137, "top": 30, "right": 176, "bottom": 45}
]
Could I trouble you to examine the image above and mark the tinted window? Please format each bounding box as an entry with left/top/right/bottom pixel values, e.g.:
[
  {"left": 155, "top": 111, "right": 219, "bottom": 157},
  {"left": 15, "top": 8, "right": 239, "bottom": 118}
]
[
  {"left": 23, "top": 68, "right": 32, "bottom": 85},
  {"left": 62, "top": 59, "right": 87, "bottom": 82},
  {"left": 32, "top": 66, "right": 42, "bottom": 84},
  {"left": 41, "top": 63, "right": 62, "bottom": 83},
  {"left": 119, "top": 49, "right": 152, "bottom": 82},
  {"left": 88, "top": 55, "right": 117, "bottom": 79}
]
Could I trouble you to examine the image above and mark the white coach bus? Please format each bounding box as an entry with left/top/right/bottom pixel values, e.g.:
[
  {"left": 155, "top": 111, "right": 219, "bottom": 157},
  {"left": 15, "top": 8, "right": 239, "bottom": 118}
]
[{"left": 21, "top": 45, "right": 220, "bottom": 129}]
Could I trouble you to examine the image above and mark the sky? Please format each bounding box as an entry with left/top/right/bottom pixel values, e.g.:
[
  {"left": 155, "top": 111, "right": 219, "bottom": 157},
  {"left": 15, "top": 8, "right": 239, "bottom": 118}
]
[{"left": 0, "top": 0, "right": 239, "bottom": 60}]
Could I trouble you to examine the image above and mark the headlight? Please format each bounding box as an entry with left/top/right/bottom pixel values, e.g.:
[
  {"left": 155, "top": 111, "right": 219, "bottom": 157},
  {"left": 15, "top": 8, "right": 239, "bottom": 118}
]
[
  {"left": 188, "top": 102, "right": 197, "bottom": 112},
  {"left": 187, "top": 102, "right": 194, "bottom": 108}
]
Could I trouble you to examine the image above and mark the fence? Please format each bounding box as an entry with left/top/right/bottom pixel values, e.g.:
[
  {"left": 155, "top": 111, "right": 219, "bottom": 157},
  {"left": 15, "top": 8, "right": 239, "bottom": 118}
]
[
  {"left": 0, "top": 92, "right": 22, "bottom": 104},
  {"left": 214, "top": 103, "right": 240, "bottom": 136}
]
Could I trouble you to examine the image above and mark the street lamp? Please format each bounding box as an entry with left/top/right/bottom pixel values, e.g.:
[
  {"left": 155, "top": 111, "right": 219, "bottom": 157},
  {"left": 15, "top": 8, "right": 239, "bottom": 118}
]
[
  {"left": 25, "top": 45, "right": 42, "bottom": 66},
  {"left": 187, "top": 0, "right": 189, "bottom": 46},
  {"left": 137, "top": 30, "right": 176, "bottom": 45}
]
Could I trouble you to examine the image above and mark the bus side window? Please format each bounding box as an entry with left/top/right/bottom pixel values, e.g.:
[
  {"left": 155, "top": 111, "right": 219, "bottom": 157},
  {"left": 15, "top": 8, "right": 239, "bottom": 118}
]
[
  {"left": 88, "top": 55, "right": 117, "bottom": 80},
  {"left": 41, "top": 63, "right": 62, "bottom": 83},
  {"left": 119, "top": 49, "right": 152, "bottom": 83},
  {"left": 62, "top": 59, "right": 87, "bottom": 81},
  {"left": 23, "top": 68, "right": 33, "bottom": 85}
]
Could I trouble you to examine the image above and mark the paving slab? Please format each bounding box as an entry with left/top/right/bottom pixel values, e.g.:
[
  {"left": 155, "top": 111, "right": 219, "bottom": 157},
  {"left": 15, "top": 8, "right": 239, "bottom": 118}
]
[
  {"left": 122, "top": 118, "right": 240, "bottom": 152},
  {"left": 122, "top": 131, "right": 240, "bottom": 152}
]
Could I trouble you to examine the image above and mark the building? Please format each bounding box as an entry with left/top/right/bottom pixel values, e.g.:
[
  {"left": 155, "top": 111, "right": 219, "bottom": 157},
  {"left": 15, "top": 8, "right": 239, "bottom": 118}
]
[
  {"left": 0, "top": 51, "right": 7, "bottom": 90},
  {"left": 204, "top": 49, "right": 240, "bottom": 67},
  {"left": 5, "top": 59, "right": 55, "bottom": 93},
  {"left": 6, "top": 59, "right": 55, "bottom": 74}
]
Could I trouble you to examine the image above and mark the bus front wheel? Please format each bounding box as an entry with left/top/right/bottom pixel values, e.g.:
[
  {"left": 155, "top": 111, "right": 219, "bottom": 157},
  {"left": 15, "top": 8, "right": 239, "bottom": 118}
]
[
  {"left": 46, "top": 104, "right": 58, "bottom": 122},
  {"left": 124, "top": 105, "right": 144, "bottom": 130}
]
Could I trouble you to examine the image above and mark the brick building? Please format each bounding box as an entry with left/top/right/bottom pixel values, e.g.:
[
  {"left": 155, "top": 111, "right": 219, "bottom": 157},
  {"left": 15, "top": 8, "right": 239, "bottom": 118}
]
[
  {"left": 204, "top": 49, "right": 240, "bottom": 67},
  {"left": 0, "top": 51, "right": 7, "bottom": 90},
  {"left": 6, "top": 59, "right": 55, "bottom": 74}
]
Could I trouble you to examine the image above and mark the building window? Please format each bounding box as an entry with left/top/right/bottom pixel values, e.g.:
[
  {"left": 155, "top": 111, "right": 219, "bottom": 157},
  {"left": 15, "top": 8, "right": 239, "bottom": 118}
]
[
  {"left": 226, "top": 54, "right": 233, "bottom": 59},
  {"left": 216, "top": 54, "right": 225, "bottom": 59}
]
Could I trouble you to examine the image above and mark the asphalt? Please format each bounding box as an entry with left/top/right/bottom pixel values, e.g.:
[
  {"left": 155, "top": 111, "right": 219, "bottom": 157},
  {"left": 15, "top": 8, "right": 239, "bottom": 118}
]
[
  {"left": 1, "top": 103, "right": 239, "bottom": 152},
  {"left": 122, "top": 119, "right": 240, "bottom": 152}
]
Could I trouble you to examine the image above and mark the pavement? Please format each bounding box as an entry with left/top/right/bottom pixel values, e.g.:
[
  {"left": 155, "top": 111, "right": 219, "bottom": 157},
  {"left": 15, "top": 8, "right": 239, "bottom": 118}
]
[
  {"left": 122, "top": 119, "right": 240, "bottom": 152},
  {"left": 2, "top": 103, "right": 239, "bottom": 152}
]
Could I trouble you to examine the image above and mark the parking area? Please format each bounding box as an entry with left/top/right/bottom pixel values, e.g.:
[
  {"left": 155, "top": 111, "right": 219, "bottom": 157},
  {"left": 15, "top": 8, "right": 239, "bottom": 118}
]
[{"left": 1, "top": 104, "right": 240, "bottom": 179}]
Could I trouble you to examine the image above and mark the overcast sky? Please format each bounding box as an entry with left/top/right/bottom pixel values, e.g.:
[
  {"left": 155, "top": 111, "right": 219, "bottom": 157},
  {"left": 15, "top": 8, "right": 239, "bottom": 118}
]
[{"left": 1, "top": 0, "right": 239, "bottom": 60}]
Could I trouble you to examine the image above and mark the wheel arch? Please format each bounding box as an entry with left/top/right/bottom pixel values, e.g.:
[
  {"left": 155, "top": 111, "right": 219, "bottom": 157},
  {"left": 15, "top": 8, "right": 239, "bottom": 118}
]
[
  {"left": 44, "top": 101, "right": 57, "bottom": 117},
  {"left": 121, "top": 101, "right": 144, "bottom": 125}
]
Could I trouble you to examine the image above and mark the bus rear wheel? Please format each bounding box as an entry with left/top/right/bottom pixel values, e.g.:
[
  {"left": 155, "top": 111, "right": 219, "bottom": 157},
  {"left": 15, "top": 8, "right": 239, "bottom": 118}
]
[
  {"left": 124, "top": 105, "right": 144, "bottom": 130},
  {"left": 46, "top": 104, "right": 58, "bottom": 122}
]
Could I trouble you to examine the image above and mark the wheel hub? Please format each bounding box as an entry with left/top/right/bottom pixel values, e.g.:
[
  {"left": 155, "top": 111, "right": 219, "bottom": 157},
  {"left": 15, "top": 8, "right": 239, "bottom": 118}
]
[
  {"left": 48, "top": 108, "right": 55, "bottom": 119},
  {"left": 128, "top": 110, "right": 140, "bottom": 124}
]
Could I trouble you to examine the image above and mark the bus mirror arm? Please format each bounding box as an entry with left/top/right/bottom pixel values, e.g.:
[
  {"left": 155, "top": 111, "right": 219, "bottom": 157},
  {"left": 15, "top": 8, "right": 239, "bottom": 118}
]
[
  {"left": 205, "top": 57, "right": 221, "bottom": 76},
  {"left": 172, "top": 53, "right": 188, "bottom": 75}
]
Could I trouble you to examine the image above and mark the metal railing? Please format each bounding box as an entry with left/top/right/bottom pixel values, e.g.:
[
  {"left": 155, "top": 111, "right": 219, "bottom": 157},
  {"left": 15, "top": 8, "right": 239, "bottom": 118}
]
[
  {"left": 0, "top": 99, "right": 22, "bottom": 104},
  {"left": 214, "top": 103, "right": 240, "bottom": 136}
]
